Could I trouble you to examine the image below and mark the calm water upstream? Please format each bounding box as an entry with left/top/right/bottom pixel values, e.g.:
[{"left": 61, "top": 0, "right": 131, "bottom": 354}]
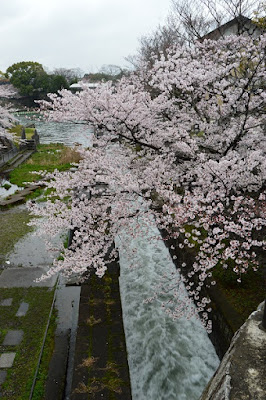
[
  {"left": 14, "top": 115, "right": 219, "bottom": 399},
  {"left": 16, "top": 113, "right": 93, "bottom": 147}
]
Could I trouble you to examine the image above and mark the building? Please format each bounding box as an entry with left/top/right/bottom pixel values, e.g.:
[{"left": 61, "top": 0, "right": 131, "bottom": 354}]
[
  {"left": 69, "top": 81, "right": 100, "bottom": 91},
  {"left": 200, "top": 15, "right": 264, "bottom": 41}
]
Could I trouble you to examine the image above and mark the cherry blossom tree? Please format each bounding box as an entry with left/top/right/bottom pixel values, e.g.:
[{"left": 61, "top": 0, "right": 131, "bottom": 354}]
[
  {"left": 0, "top": 101, "right": 15, "bottom": 149},
  {"left": 0, "top": 83, "right": 19, "bottom": 99},
  {"left": 0, "top": 88, "right": 17, "bottom": 148},
  {"left": 127, "top": 0, "right": 264, "bottom": 67},
  {"left": 31, "top": 33, "right": 266, "bottom": 330}
]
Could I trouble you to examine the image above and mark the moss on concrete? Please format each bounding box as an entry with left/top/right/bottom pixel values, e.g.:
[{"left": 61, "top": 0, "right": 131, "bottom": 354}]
[
  {"left": 213, "top": 265, "right": 265, "bottom": 321},
  {"left": 71, "top": 265, "right": 131, "bottom": 400}
]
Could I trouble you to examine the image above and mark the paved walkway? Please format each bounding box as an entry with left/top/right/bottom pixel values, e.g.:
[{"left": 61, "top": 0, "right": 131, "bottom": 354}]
[
  {"left": 0, "top": 266, "right": 57, "bottom": 396},
  {"left": 0, "top": 261, "right": 131, "bottom": 399},
  {"left": 0, "top": 195, "right": 131, "bottom": 399},
  {"left": 0, "top": 267, "right": 57, "bottom": 288},
  {"left": 0, "top": 299, "right": 27, "bottom": 382}
]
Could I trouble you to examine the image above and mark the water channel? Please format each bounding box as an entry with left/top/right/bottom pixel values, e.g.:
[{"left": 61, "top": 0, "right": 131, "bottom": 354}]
[
  {"left": 14, "top": 115, "right": 219, "bottom": 399},
  {"left": 117, "top": 217, "right": 219, "bottom": 400},
  {"left": 15, "top": 112, "right": 93, "bottom": 147}
]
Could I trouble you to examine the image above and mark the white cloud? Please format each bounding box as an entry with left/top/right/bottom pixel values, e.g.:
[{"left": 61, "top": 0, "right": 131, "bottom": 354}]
[{"left": 0, "top": 0, "right": 171, "bottom": 73}]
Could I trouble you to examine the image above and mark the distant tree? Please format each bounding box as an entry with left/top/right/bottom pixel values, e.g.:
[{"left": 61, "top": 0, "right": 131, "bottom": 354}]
[
  {"left": 52, "top": 68, "right": 83, "bottom": 85},
  {"left": 83, "top": 72, "right": 107, "bottom": 83},
  {"left": 130, "top": 0, "right": 264, "bottom": 67},
  {"left": 0, "top": 71, "right": 6, "bottom": 80},
  {"left": 5, "top": 61, "right": 48, "bottom": 98},
  {"left": 5, "top": 61, "right": 69, "bottom": 99},
  {"left": 99, "top": 64, "right": 127, "bottom": 79},
  {"left": 84, "top": 65, "right": 128, "bottom": 83},
  {"left": 49, "top": 75, "right": 69, "bottom": 93}
]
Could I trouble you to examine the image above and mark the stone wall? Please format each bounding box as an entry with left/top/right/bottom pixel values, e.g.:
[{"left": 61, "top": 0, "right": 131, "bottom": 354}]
[{"left": 200, "top": 302, "right": 266, "bottom": 400}]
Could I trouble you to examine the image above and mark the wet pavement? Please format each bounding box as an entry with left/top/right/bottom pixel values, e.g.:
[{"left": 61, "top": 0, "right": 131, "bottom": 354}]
[
  {"left": 0, "top": 204, "right": 81, "bottom": 398},
  {"left": 0, "top": 267, "right": 57, "bottom": 287},
  {"left": 46, "top": 279, "right": 81, "bottom": 400},
  {"left": 7, "top": 230, "right": 62, "bottom": 267}
]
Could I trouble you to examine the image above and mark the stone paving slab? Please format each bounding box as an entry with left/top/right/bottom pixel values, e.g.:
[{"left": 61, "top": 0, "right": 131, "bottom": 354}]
[
  {"left": 0, "top": 298, "right": 13, "bottom": 306},
  {"left": 3, "top": 330, "right": 23, "bottom": 346},
  {"left": 0, "top": 353, "right": 16, "bottom": 368},
  {"left": 0, "top": 267, "right": 57, "bottom": 288},
  {"left": 0, "top": 370, "right": 7, "bottom": 385},
  {"left": 16, "top": 302, "right": 29, "bottom": 317}
]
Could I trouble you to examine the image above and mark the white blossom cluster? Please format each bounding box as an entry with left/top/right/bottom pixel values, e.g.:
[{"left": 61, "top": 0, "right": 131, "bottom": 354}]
[{"left": 32, "top": 34, "right": 266, "bottom": 328}]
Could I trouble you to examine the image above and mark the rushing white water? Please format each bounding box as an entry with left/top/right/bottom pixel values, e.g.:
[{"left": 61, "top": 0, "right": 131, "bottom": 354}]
[{"left": 117, "top": 218, "right": 220, "bottom": 400}]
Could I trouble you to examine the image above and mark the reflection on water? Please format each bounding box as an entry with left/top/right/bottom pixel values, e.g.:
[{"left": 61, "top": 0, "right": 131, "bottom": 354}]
[
  {"left": 0, "top": 178, "right": 22, "bottom": 199},
  {"left": 16, "top": 113, "right": 93, "bottom": 147}
]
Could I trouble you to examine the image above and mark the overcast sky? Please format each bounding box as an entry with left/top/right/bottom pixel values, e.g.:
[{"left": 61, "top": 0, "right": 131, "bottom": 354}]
[{"left": 0, "top": 0, "right": 172, "bottom": 74}]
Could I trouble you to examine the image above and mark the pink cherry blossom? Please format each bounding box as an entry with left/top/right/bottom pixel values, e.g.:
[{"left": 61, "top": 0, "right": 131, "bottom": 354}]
[{"left": 30, "top": 33, "right": 266, "bottom": 329}]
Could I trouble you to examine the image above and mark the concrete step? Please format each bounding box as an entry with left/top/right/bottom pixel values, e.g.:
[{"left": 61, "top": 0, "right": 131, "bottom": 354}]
[
  {"left": 3, "top": 150, "right": 35, "bottom": 173},
  {"left": 0, "top": 183, "right": 44, "bottom": 207}
]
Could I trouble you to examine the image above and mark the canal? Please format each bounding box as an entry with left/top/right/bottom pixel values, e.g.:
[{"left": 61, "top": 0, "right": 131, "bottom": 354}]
[{"left": 15, "top": 113, "right": 220, "bottom": 399}]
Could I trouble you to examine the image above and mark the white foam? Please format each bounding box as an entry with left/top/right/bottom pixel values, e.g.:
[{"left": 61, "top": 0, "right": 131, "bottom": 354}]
[{"left": 117, "top": 217, "right": 220, "bottom": 400}]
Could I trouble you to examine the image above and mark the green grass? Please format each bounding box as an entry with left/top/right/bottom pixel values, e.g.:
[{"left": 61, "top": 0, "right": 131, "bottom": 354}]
[
  {"left": 31, "top": 309, "right": 57, "bottom": 400},
  {"left": 0, "top": 287, "right": 55, "bottom": 400},
  {"left": 9, "top": 124, "right": 35, "bottom": 142},
  {"left": 9, "top": 143, "right": 82, "bottom": 188},
  {"left": 2, "top": 183, "right": 11, "bottom": 190}
]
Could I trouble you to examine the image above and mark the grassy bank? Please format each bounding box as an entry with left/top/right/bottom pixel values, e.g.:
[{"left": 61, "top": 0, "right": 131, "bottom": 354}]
[
  {"left": 31, "top": 308, "right": 57, "bottom": 400},
  {"left": 9, "top": 124, "right": 35, "bottom": 142},
  {"left": 0, "top": 287, "right": 56, "bottom": 400},
  {"left": 9, "top": 143, "right": 82, "bottom": 187}
]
